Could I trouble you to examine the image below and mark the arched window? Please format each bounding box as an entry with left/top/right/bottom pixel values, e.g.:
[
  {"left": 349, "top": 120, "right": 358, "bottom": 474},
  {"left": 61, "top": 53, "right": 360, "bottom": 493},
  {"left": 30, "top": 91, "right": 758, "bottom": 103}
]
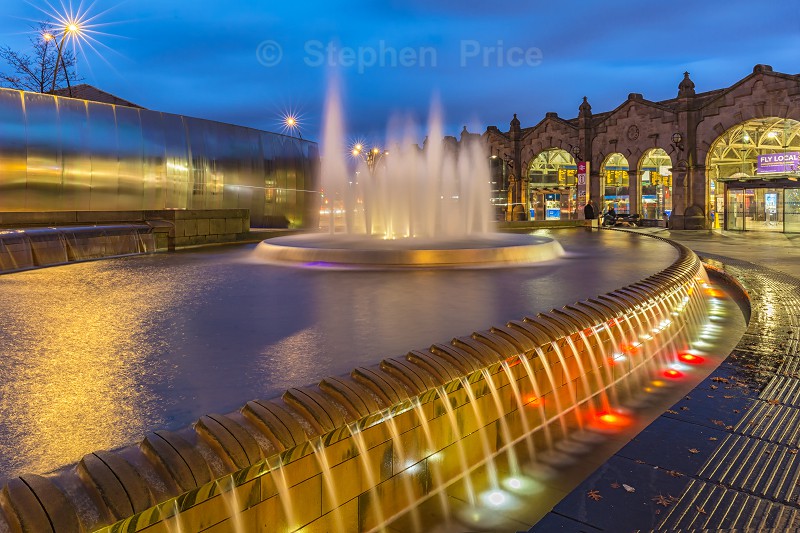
[
  {"left": 601, "top": 153, "right": 630, "bottom": 214},
  {"left": 638, "top": 148, "right": 672, "bottom": 220},
  {"left": 707, "top": 118, "right": 800, "bottom": 232},
  {"left": 527, "top": 149, "right": 577, "bottom": 220}
]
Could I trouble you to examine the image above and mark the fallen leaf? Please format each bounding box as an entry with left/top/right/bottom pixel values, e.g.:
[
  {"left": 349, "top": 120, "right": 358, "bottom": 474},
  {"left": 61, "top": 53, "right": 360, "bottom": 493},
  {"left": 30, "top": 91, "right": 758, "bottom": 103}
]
[
  {"left": 652, "top": 494, "right": 672, "bottom": 507},
  {"left": 667, "top": 409, "right": 679, "bottom": 415},
  {"left": 712, "top": 377, "right": 729, "bottom": 383},
  {"left": 711, "top": 419, "right": 726, "bottom": 426},
  {"left": 789, "top": 449, "right": 798, "bottom": 455},
  {"left": 610, "top": 482, "right": 621, "bottom": 489},
  {"left": 724, "top": 395, "right": 735, "bottom": 399},
  {"left": 711, "top": 385, "right": 718, "bottom": 390},
  {"left": 681, "top": 406, "right": 690, "bottom": 411},
  {"left": 767, "top": 399, "right": 780, "bottom": 405},
  {"left": 623, "top": 484, "right": 635, "bottom": 493},
  {"left": 733, "top": 410, "right": 740, "bottom": 414},
  {"left": 709, "top": 437, "right": 718, "bottom": 441},
  {"left": 635, "top": 459, "right": 646, "bottom": 464},
  {"left": 696, "top": 505, "right": 707, "bottom": 515},
  {"left": 689, "top": 448, "right": 700, "bottom": 454},
  {"left": 587, "top": 489, "right": 602, "bottom": 501},
  {"left": 666, "top": 470, "right": 684, "bottom": 478}
]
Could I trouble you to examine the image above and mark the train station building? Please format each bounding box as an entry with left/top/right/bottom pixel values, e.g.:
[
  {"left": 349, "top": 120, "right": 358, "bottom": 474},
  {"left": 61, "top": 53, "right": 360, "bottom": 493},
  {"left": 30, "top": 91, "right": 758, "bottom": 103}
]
[{"left": 484, "top": 64, "right": 800, "bottom": 231}]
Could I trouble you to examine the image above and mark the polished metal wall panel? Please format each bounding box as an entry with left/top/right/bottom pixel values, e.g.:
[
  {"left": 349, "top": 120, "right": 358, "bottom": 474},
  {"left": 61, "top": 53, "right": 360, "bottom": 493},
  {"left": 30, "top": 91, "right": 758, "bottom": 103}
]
[
  {"left": 86, "top": 103, "right": 119, "bottom": 210},
  {"left": 57, "top": 98, "right": 91, "bottom": 210},
  {"left": 0, "top": 90, "right": 27, "bottom": 210},
  {"left": 115, "top": 105, "right": 145, "bottom": 211},
  {"left": 0, "top": 87, "right": 318, "bottom": 227},
  {"left": 139, "top": 111, "right": 167, "bottom": 210},
  {"left": 24, "top": 93, "right": 62, "bottom": 211},
  {"left": 161, "top": 113, "right": 190, "bottom": 209}
]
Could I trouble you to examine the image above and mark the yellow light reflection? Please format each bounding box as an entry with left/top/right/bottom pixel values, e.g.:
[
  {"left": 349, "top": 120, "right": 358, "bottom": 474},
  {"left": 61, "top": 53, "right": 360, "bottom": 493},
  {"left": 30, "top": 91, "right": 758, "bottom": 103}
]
[{"left": 0, "top": 264, "right": 178, "bottom": 477}]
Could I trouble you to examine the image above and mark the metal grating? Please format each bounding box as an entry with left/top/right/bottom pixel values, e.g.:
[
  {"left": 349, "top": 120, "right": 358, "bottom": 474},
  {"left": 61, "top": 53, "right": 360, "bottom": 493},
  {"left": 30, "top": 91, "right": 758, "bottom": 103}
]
[
  {"left": 735, "top": 401, "right": 800, "bottom": 447},
  {"left": 760, "top": 376, "right": 800, "bottom": 407},
  {"left": 657, "top": 478, "right": 800, "bottom": 531},
  {"left": 698, "top": 434, "right": 800, "bottom": 505}
]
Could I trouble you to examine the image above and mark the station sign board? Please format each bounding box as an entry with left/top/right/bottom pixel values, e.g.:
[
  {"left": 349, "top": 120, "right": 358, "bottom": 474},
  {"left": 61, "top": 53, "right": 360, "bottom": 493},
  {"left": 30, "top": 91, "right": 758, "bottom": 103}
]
[{"left": 757, "top": 152, "right": 798, "bottom": 174}]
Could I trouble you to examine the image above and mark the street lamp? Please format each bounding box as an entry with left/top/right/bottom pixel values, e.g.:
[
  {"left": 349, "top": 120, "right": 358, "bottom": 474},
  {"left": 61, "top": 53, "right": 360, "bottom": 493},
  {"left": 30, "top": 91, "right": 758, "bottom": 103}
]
[
  {"left": 283, "top": 114, "right": 302, "bottom": 139},
  {"left": 50, "top": 21, "right": 81, "bottom": 96},
  {"left": 351, "top": 143, "right": 387, "bottom": 172}
]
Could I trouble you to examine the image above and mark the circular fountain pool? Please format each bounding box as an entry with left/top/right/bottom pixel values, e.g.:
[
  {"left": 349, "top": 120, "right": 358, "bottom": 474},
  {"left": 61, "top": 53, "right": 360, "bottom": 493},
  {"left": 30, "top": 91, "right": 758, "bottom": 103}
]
[
  {"left": 0, "top": 230, "right": 674, "bottom": 480},
  {"left": 254, "top": 232, "right": 564, "bottom": 268}
]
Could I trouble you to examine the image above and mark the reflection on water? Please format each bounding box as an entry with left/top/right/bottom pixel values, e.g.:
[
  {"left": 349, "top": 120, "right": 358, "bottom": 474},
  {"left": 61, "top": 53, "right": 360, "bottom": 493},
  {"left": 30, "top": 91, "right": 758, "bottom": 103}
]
[
  {"left": 0, "top": 230, "right": 677, "bottom": 480},
  {"left": 0, "top": 264, "right": 189, "bottom": 478}
]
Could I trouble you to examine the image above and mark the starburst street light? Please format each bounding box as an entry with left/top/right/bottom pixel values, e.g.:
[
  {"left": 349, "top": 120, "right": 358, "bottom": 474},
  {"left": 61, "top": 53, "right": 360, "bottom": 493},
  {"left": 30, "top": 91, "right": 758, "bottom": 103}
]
[
  {"left": 26, "top": 0, "right": 120, "bottom": 95},
  {"left": 279, "top": 112, "right": 303, "bottom": 139},
  {"left": 50, "top": 19, "right": 81, "bottom": 95},
  {"left": 351, "top": 143, "right": 388, "bottom": 172}
]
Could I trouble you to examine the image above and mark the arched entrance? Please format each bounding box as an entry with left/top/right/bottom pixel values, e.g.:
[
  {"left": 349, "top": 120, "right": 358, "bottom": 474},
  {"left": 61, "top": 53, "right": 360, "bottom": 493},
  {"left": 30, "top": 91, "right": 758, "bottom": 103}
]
[
  {"left": 707, "top": 118, "right": 800, "bottom": 232},
  {"left": 601, "top": 153, "right": 630, "bottom": 214},
  {"left": 527, "top": 149, "right": 577, "bottom": 221},
  {"left": 638, "top": 148, "right": 672, "bottom": 221},
  {"left": 488, "top": 155, "right": 506, "bottom": 221}
]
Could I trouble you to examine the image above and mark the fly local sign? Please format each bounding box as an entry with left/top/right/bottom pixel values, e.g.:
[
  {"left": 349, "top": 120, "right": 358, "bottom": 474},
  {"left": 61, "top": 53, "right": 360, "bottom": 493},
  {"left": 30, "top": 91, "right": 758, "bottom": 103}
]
[{"left": 757, "top": 152, "right": 799, "bottom": 174}]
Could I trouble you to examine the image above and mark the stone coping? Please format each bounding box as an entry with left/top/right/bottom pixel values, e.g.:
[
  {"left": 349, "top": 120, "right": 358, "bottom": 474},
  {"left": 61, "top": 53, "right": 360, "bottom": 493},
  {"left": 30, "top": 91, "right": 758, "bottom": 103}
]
[{"left": 0, "top": 232, "right": 708, "bottom": 533}]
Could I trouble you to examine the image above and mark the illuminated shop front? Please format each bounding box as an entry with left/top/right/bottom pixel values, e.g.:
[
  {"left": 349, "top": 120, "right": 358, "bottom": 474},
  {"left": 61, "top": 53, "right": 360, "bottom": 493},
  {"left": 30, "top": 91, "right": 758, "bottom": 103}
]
[
  {"left": 527, "top": 149, "right": 577, "bottom": 220},
  {"left": 708, "top": 118, "right": 800, "bottom": 232},
  {"left": 639, "top": 148, "right": 672, "bottom": 221},
  {"left": 602, "top": 153, "right": 630, "bottom": 214}
]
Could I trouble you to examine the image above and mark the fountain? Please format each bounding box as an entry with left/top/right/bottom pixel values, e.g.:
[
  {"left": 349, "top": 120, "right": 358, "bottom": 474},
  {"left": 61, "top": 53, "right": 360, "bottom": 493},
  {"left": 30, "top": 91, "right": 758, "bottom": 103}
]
[
  {"left": 256, "top": 86, "right": 564, "bottom": 268},
  {"left": 0, "top": 84, "right": 749, "bottom": 533}
]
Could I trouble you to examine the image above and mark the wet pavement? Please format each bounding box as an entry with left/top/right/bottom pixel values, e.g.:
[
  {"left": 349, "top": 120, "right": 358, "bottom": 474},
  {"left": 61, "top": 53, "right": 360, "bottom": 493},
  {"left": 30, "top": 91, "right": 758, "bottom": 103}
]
[{"left": 530, "top": 229, "right": 800, "bottom": 532}]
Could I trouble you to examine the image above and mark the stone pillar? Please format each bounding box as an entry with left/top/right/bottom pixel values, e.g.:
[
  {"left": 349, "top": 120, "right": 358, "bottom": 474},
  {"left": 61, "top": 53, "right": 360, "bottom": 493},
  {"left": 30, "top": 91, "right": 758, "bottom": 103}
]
[{"left": 669, "top": 160, "right": 688, "bottom": 229}]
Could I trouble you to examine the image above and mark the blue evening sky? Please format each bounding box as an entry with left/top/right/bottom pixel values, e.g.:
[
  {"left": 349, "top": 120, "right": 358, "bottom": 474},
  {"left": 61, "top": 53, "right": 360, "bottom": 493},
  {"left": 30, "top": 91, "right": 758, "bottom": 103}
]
[{"left": 1, "top": 0, "right": 798, "bottom": 146}]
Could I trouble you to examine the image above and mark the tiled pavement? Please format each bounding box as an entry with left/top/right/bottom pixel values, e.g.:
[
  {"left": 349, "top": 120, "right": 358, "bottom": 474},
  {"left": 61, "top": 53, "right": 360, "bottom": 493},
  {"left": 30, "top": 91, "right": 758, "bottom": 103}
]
[{"left": 529, "top": 230, "right": 800, "bottom": 532}]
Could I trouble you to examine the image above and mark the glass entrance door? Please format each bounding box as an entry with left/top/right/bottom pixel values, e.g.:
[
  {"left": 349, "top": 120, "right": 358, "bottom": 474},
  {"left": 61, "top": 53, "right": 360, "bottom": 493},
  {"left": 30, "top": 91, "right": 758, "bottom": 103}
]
[
  {"left": 726, "top": 189, "right": 744, "bottom": 230},
  {"left": 787, "top": 189, "right": 800, "bottom": 233},
  {"left": 748, "top": 188, "right": 783, "bottom": 232}
]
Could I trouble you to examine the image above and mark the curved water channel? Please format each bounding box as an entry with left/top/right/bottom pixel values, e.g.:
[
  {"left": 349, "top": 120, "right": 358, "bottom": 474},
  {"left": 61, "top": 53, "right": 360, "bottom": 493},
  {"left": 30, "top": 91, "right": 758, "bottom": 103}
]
[{"left": 0, "top": 230, "right": 701, "bottom": 482}]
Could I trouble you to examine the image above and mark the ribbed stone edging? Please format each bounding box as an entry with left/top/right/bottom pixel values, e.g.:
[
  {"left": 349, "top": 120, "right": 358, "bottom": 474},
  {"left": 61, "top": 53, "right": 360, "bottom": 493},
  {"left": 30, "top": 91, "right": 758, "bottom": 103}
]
[
  {"left": 0, "top": 235, "right": 708, "bottom": 533},
  {"left": 527, "top": 252, "right": 800, "bottom": 532}
]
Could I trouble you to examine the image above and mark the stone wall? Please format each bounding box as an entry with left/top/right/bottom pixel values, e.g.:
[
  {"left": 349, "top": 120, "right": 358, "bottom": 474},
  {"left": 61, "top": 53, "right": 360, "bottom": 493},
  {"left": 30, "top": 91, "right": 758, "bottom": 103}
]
[{"left": 0, "top": 209, "right": 251, "bottom": 252}]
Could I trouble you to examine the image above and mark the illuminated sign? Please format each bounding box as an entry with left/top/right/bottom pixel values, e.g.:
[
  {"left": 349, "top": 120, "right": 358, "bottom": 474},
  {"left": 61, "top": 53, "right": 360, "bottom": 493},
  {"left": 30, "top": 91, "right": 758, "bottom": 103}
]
[{"left": 757, "top": 152, "right": 798, "bottom": 174}]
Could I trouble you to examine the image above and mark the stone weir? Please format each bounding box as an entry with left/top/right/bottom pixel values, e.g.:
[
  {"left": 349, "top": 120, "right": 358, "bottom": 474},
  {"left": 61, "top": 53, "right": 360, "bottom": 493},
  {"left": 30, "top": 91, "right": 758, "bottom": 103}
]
[{"left": 0, "top": 236, "right": 711, "bottom": 533}]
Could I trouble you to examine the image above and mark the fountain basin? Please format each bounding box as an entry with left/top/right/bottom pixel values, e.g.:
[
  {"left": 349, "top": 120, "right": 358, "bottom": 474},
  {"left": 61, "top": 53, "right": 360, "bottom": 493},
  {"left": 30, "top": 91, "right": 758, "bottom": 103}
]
[{"left": 254, "top": 233, "right": 564, "bottom": 268}]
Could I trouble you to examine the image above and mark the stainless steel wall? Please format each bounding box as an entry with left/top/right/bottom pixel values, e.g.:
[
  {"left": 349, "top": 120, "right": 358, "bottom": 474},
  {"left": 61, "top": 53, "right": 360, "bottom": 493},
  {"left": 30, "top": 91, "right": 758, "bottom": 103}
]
[{"left": 0, "top": 88, "right": 320, "bottom": 228}]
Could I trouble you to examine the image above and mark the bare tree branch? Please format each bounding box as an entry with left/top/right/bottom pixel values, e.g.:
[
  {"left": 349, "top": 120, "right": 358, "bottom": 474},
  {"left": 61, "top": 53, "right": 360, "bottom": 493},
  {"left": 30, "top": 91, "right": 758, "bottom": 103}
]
[{"left": 0, "top": 22, "right": 82, "bottom": 93}]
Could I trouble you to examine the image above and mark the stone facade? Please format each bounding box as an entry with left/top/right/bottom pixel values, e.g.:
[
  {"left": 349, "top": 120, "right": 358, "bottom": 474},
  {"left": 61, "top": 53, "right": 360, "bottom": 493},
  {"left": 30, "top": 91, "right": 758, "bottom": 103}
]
[{"left": 483, "top": 65, "right": 800, "bottom": 229}]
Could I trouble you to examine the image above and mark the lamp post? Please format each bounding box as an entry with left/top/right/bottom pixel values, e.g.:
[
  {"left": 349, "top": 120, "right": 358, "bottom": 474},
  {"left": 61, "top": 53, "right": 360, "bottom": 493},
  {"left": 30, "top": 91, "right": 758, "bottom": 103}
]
[
  {"left": 351, "top": 144, "right": 387, "bottom": 173},
  {"left": 50, "top": 22, "right": 80, "bottom": 96}
]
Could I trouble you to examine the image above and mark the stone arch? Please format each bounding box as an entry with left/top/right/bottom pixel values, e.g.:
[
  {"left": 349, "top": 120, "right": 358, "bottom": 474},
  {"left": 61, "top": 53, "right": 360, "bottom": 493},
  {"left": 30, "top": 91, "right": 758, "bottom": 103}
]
[
  {"left": 705, "top": 117, "right": 800, "bottom": 231},
  {"left": 695, "top": 75, "right": 800, "bottom": 166}
]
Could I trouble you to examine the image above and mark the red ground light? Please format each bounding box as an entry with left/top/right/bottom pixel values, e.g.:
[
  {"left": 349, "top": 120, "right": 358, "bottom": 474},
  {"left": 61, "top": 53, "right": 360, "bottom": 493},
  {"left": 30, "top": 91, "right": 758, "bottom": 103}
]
[
  {"left": 678, "top": 352, "right": 705, "bottom": 364},
  {"left": 663, "top": 369, "right": 684, "bottom": 379},
  {"left": 594, "top": 410, "right": 633, "bottom": 430}
]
